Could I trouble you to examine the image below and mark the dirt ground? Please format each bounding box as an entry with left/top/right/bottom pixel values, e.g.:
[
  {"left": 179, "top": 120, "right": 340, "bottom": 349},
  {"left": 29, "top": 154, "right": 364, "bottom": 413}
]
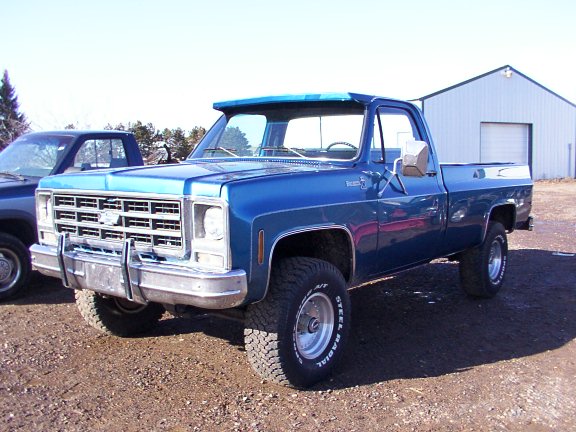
[{"left": 1, "top": 181, "right": 575, "bottom": 432}]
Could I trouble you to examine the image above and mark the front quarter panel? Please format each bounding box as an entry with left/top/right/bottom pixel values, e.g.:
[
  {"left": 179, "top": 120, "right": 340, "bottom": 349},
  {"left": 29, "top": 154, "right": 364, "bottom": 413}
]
[{"left": 222, "top": 166, "right": 381, "bottom": 303}]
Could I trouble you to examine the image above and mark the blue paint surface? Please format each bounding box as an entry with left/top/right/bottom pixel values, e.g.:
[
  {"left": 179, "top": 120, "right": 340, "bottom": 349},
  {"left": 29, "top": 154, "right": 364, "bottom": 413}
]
[{"left": 36, "top": 94, "right": 533, "bottom": 304}]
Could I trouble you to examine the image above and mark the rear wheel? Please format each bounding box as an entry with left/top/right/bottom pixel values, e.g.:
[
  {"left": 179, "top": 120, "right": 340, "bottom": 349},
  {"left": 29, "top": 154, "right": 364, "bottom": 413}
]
[
  {"left": 459, "top": 221, "right": 508, "bottom": 298},
  {"left": 75, "top": 290, "right": 165, "bottom": 336},
  {"left": 0, "top": 233, "right": 31, "bottom": 301},
  {"left": 245, "top": 257, "right": 351, "bottom": 388}
]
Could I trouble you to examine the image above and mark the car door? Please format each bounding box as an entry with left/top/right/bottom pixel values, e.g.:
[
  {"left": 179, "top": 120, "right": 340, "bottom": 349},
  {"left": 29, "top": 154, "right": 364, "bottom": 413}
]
[{"left": 372, "top": 105, "right": 446, "bottom": 274}]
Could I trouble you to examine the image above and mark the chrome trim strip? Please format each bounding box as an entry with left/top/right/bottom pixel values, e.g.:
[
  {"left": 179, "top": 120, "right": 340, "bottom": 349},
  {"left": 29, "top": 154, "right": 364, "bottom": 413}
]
[
  {"left": 36, "top": 187, "right": 185, "bottom": 201},
  {"left": 483, "top": 200, "right": 517, "bottom": 240},
  {"left": 261, "top": 224, "right": 356, "bottom": 301},
  {"left": 249, "top": 200, "right": 372, "bottom": 283}
]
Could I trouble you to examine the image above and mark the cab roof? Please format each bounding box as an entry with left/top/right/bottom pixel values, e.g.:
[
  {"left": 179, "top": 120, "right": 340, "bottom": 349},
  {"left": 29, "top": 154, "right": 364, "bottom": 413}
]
[{"left": 213, "top": 92, "right": 389, "bottom": 111}]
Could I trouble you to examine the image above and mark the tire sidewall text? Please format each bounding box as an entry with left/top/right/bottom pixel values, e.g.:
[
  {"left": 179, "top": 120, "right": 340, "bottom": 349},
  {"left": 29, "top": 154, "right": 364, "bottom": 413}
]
[{"left": 288, "top": 275, "right": 348, "bottom": 378}]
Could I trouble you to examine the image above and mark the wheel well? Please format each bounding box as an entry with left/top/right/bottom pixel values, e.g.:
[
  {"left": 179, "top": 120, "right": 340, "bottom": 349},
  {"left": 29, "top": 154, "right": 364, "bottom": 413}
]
[
  {"left": 0, "top": 219, "right": 36, "bottom": 246},
  {"left": 271, "top": 229, "right": 353, "bottom": 282},
  {"left": 489, "top": 205, "right": 516, "bottom": 231}
]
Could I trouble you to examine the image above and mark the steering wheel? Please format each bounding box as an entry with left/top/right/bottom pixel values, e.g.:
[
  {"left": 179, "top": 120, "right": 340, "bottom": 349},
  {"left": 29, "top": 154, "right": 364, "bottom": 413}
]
[{"left": 326, "top": 141, "right": 357, "bottom": 150}]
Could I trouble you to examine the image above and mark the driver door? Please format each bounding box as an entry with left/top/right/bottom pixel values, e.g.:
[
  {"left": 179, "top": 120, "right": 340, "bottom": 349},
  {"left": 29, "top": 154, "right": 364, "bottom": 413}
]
[{"left": 372, "top": 106, "right": 445, "bottom": 274}]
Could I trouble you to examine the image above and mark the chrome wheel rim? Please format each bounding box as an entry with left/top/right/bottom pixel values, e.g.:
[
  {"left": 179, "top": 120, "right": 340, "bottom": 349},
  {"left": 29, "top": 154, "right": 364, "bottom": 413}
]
[
  {"left": 294, "top": 292, "right": 335, "bottom": 360},
  {"left": 488, "top": 240, "right": 503, "bottom": 281},
  {"left": 0, "top": 248, "right": 20, "bottom": 292}
]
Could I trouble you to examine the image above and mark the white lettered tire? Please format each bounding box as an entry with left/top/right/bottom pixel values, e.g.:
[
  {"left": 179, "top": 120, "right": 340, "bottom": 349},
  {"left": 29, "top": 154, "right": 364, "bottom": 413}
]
[
  {"left": 459, "top": 221, "right": 508, "bottom": 298},
  {"left": 245, "top": 257, "right": 351, "bottom": 388}
]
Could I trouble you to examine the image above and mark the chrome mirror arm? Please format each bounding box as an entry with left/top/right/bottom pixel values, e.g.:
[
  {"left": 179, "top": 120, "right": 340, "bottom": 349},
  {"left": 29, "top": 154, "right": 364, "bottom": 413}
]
[{"left": 377, "top": 157, "right": 408, "bottom": 197}]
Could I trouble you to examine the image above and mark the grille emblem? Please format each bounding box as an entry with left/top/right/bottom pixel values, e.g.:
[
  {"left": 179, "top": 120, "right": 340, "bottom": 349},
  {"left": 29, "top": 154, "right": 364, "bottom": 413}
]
[{"left": 98, "top": 211, "right": 121, "bottom": 226}]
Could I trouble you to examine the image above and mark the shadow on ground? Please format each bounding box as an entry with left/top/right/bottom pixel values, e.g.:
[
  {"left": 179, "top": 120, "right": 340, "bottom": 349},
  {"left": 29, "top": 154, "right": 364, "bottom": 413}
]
[
  {"left": 7, "top": 248, "right": 575, "bottom": 391},
  {"left": 4, "top": 273, "right": 75, "bottom": 306},
  {"left": 325, "top": 248, "right": 576, "bottom": 389},
  {"left": 146, "top": 248, "right": 575, "bottom": 390}
]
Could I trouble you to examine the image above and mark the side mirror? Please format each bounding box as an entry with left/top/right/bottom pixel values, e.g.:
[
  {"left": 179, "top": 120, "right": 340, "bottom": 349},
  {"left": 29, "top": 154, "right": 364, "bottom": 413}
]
[{"left": 401, "top": 140, "right": 428, "bottom": 177}]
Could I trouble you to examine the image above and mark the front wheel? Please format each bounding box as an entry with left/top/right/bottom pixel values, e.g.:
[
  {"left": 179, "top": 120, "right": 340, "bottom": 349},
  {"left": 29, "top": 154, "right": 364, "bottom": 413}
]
[
  {"left": 459, "top": 221, "right": 508, "bottom": 298},
  {"left": 245, "top": 257, "right": 351, "bottom": 388},
  {"left": 0, "top": 233, "right": 31, "bottom": 301},
  {"left": 75, "top": 290, "right": 165, "bottom": 336}
]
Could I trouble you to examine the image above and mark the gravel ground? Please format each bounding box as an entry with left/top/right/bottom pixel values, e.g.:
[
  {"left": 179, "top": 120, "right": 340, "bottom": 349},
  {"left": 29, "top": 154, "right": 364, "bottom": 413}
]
[{"left": 1, "top": 180, "right": 575, "bottom": 431}]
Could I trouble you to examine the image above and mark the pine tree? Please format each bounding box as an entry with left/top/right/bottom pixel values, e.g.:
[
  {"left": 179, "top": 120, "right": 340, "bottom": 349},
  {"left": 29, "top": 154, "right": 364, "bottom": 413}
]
[
  {"left": 188, "top": 126, "right": 206, "bottom": 147},
  {"left": 219, "top": 126, "right": 250, "bottom": 155},
  {"left": 0, "top": 70, "right": 29, "bottom": 149},
  {"left": 169, "top": 127, "right": 190, "bottom": 160},
  {"left": 128, "top": 120, "right": 159, "bottom": 158}
]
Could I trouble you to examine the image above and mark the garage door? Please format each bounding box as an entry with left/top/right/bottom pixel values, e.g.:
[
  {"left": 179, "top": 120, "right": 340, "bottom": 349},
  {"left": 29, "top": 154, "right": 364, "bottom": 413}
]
[{"left": 480, "top": 123, "right": 530, "bottom": 164}]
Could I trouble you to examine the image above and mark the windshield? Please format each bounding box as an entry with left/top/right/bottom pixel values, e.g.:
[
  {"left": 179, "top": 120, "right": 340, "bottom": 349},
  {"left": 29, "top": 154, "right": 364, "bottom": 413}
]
[
  {"left": 0, "top": 134, "right": 73, "bottom": 177},
  {"left": 190, "top": 103, "right": 365, "bottom": 161}
]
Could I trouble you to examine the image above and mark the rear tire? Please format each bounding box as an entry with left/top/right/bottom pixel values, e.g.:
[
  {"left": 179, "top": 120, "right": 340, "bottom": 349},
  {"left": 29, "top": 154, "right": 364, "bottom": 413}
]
[
  {"left": 0, "top": 233, "right": 31, "bottom": 301},
  {"left": 75, "top": 290, "right": 164, "bottom": 336},
  {"left": 459, "top": 221, "right": 508, "bottom": 298},
  {"left": 245, "top": 257, "right": 351, "bottom": 388}
]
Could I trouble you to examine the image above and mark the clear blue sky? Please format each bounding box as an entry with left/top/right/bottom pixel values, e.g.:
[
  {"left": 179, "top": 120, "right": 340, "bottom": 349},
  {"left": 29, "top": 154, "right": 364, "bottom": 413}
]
[{"left": 3, "top": 0, "right": 575, "bottom": 131}]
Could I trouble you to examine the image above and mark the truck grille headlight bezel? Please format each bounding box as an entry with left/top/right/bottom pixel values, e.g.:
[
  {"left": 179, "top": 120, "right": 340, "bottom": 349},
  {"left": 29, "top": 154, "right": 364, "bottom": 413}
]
[
  {"left": 35, "top": 190, "right": 57, "bottom": 246},
  {"left": 192, "top": 199, "right": 230, "bottom": 272}
]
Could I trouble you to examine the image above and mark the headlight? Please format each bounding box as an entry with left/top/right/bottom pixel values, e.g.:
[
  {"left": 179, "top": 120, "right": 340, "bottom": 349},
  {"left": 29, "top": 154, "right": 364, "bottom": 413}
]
[{"left": 203, "top": 206, "right": 224, "bottom": 240}]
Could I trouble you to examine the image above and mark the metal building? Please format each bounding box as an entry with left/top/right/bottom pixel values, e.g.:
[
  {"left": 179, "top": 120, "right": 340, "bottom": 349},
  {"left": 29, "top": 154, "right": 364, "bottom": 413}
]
[{"left": 420, "top": 65, "right": 576, "bottom": 179}]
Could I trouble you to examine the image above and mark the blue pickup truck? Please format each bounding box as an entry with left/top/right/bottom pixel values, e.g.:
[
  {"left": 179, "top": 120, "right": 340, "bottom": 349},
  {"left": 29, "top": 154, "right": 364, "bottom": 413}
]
[
  {"left": 0, "top": 131, "right": 143, "bottom": 300},
  {"left": 30, "top": 94, "right": 533, "bottom": 387}
]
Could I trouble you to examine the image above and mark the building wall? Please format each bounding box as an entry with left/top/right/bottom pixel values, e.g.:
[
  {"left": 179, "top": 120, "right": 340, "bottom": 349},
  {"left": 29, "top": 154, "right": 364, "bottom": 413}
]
[{"left": 422, "top": 69, "right": 576, "bottom": 179}]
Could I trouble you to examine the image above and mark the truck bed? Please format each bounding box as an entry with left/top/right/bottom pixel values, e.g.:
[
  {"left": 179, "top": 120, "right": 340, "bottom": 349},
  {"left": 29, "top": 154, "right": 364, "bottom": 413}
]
[{"left": 440, "top": 162, "right": 532, "bottom": 255}]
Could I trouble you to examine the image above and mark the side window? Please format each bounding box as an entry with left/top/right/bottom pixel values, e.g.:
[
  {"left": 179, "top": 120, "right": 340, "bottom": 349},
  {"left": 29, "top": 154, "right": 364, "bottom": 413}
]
[
  {"left": 372, "top": 107, "right": 422, "bottom": 163},
  {"left": 73, "top": 139, "right": 127, "bottom": 170}
]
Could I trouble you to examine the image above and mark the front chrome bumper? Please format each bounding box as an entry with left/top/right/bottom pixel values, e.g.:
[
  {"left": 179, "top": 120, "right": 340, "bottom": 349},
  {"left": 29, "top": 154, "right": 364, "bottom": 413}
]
[{"left": 30, "top": 237, "right": 248, "bottom": 310}]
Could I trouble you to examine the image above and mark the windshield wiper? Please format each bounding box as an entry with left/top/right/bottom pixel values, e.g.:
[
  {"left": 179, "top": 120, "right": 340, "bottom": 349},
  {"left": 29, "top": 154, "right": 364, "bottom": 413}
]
[
  {"left": 0, "top": 171, "right": 26, "bottom": 181},
  {"left": 204, "top": 147, "right": 239, "bottom": 158},
  {"left": 260, "top": 147, "right": 307, "bottom": 158}
]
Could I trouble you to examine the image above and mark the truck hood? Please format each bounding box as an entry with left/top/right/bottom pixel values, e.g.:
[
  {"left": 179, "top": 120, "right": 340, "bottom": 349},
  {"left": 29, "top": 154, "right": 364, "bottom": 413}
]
[
  {"left": 0, "top": 176, "right": 39, "bottom": 197},
  {"left": 37, "top": 160, "right": 342, "bottom": 196}
]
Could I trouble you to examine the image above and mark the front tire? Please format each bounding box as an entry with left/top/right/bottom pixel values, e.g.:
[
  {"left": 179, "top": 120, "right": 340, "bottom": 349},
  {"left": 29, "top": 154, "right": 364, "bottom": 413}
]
[
  {"left": 75, "top": 290, "right": 165, "bottom": 336},
  {"left": 0, "top": 233, "right": 31, "bottom": 301},
  {"left": 245, "top": 257, "right": 351, "bottom": 388},
  {"left": 459, "top": 221, "right": 508, "bottom": 298}
]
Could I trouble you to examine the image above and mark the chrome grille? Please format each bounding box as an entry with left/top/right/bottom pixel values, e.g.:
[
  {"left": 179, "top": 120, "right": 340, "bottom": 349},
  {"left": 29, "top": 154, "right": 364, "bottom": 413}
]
[{"left": 52, "top": 193, "right": 184, "bottom": 252}]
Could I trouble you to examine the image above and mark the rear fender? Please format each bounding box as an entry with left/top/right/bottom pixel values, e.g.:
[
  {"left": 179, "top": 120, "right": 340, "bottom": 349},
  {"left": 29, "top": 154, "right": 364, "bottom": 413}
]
[{"left": 483, "top": 201, "right": 517, "bottom": 240}]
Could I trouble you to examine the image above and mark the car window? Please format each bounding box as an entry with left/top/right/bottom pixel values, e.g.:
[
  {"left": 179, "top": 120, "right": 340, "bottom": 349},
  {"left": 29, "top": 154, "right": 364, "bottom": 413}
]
[
  {"left": 0, "top": 135, "right": 73, "bottom": 177},
  {"left": 73, "top": 139, "right": 127, "bottom": 171},
  {"left": 372, "top": 107, "right": 422, "bottom": 163}
]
